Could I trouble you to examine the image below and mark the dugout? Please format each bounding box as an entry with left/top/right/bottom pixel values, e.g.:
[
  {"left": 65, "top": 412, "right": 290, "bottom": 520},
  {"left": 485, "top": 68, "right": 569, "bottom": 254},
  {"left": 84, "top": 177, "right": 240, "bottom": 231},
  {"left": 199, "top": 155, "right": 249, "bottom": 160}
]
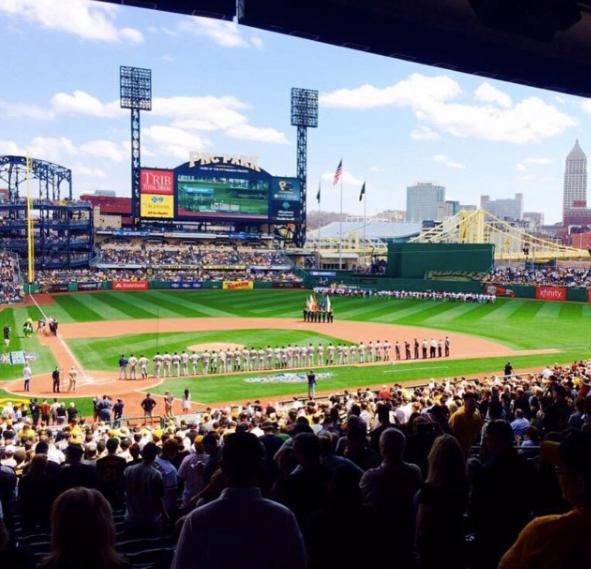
[{"left": 386, "top": 243, "right": 494, "bottom": 279}]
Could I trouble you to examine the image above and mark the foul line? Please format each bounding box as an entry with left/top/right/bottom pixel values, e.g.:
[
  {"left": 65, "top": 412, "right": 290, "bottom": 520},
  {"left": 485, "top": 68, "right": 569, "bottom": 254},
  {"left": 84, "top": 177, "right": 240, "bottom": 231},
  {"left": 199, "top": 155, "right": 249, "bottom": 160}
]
[
  {"left": 383, "top": 365, "right": 449, "bottom": 374},
  {"left": 29, "top": 295, "right": 93, "bottom": 384}
]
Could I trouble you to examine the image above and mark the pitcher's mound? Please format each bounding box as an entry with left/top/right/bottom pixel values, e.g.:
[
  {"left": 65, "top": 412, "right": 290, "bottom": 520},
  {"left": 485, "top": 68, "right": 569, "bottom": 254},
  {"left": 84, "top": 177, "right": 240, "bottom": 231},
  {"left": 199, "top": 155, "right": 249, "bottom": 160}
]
[{"left": 187, "top": 342, "right": 245, "bottom": 352}]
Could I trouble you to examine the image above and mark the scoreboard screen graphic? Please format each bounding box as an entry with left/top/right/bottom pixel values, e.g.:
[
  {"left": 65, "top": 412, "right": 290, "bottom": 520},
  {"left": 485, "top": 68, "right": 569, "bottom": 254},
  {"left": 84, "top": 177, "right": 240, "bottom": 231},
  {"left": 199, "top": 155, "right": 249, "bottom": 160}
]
[
  {"left": 139, "top": 156, "right": 303, "bottom": 225},
  {"left": 177, "top": 176, "right": 269, "bottom": 220}
]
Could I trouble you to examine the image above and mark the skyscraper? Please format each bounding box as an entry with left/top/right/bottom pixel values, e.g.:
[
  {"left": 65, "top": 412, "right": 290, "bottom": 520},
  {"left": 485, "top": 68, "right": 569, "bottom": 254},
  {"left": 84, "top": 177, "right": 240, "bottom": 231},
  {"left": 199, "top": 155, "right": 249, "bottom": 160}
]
[
  {"left": 563, "top": 139, "right": 587, "bottom": 221},
  {"left": 406, "top": 182, "right": 445, "bottom": 222}
]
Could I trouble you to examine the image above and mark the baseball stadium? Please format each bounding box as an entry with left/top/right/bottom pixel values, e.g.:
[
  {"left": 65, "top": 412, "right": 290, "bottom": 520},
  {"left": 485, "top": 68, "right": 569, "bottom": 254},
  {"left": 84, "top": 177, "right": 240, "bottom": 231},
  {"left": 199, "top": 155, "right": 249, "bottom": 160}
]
[{"left": 2, "top": 3, "right": 591, "bottom": 569}]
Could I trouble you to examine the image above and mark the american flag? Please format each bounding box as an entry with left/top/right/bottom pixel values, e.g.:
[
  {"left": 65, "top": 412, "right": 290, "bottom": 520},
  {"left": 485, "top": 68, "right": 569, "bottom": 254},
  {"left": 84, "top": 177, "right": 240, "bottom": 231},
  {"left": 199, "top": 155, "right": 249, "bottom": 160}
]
[{"left": 333, "top": 159, "right": 343, "bottom": 185}]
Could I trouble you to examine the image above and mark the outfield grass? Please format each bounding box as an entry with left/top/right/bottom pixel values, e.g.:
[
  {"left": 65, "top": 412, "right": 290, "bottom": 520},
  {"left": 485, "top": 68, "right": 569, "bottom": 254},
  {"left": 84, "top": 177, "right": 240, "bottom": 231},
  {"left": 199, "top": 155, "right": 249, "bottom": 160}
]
[{"left": 1, "top": 289, "right": 590, "bottom": 407}]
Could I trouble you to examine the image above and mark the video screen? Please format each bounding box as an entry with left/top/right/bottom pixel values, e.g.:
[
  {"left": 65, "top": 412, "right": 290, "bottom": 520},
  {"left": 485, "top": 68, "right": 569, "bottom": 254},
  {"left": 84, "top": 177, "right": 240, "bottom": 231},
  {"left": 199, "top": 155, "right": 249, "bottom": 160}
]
[{"left": 176, "top": 176, "right": 269, "bottom": 220}]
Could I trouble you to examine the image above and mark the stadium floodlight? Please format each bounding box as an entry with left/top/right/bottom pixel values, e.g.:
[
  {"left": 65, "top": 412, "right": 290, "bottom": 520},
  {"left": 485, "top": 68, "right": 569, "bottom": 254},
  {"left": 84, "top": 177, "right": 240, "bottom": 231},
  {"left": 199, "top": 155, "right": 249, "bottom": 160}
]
[
  {"left": 120, "top": 66, "right": 152, "bottom": 226},
  {"left": 290, "top": 88, "right": 318, "bottom": 247},
  {"left": 120, "top": 66, "right": 152, "bottom": 110},
  {"left": 291, "top": 88, "right": 318, "bottom": 128}
]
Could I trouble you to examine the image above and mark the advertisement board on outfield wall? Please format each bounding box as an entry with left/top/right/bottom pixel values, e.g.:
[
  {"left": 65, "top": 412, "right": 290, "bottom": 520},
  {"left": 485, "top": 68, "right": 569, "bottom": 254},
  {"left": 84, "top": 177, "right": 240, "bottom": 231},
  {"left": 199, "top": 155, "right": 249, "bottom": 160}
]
[
  {"left": 535, "top": 286, "right": 566, "bottom": 301},
  {"left": 112, "top": 280, "right": 148, "bottom": 291},
  {"left": 272, "top": 282, "right": 302, "bottom": 289},
  {"left": 222, "top": 280, "right": 253, "bottom": 290},
  {"left": 170, "top": 281, "right": 203, "bottom": 289},
  {"left": 140, "top": 169, "right": 174, "bottom": 195}
]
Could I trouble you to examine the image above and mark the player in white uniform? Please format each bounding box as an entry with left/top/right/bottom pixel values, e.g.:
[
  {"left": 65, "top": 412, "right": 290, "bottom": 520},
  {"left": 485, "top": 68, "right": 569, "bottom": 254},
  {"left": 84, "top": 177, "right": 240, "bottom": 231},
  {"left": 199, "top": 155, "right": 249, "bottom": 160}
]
[
  {"left": 375, "top": 340, "right": 382, "bottom": 361},
  {"left": 218, "top": 350, "right": 226, "bottom": 374},
  {"left": 307, "top": 344, "right": 314, "bottom": 367},
  {"left": 327, "top": 343, "right": 335, "bottom": 365},
  {"left": 367, "top": 342, "right": 374, "bottom": 363},
  {"left": 153, "top": 352, "right": 162, "bottom": 377},
  {"left": 181, "top": 351, "right": 189, "bottom": 376},
  {"left": 384, "top": 340, "right": 391, "bottom": 362},
  {"left": 162, "top": 352, "right": 172, "bottom": 377},
  {"left": 348, "top": 344, "right": 356, "bottom": 364},
  {"left": 210, "top": 351, "right": 218, "bottom": 374},
  {"left": 202, "top": 351, "right": 210, "bottom": 374},
  {"left": 265, "top": 346, "right": 273, "bottom": 369},
  {"left": 316, "top": 344, "right": 324, "bottom": 366},
  {"left": 128, "top": 354, "right": 138, "bottom": 380},
  {"left": 190, "top": 351, "right": 200, "bottom": 375},
  {"left": 358, "top": 342, "right": 365, "bottom": 364},
  {"left": 172, "top": 352, "right": 181, "bottom": 377},
  {"left": 138, "top": 354, "right": 149, "bottom": 379}
]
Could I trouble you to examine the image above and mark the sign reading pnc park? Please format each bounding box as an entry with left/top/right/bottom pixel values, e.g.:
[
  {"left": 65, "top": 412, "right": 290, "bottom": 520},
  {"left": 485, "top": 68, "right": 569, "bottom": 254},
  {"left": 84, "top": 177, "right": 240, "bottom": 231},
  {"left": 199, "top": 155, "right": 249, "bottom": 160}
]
[{"left": 188, "top": 152, "right": 260, "bottom": 172}]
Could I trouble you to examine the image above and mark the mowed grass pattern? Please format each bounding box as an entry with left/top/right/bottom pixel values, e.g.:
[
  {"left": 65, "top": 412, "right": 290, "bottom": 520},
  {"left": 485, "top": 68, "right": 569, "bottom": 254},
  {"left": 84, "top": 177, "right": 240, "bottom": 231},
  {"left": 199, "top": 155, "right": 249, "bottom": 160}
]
[{"left": 1, "top": 289, "right": 590, "bottom": 406}]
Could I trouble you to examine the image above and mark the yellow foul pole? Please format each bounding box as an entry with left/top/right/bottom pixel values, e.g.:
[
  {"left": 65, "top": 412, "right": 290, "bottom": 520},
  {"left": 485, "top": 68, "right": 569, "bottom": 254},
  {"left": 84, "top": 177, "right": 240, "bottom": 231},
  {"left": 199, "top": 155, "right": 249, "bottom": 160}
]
[{"left": 25, "top": 154, "right": 34, "bottom": 284}]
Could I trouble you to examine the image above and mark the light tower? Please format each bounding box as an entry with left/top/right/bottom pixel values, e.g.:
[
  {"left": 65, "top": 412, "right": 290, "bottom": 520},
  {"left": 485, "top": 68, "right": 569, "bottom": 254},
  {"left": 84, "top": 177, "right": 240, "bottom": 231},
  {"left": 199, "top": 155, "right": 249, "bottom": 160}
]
[
  {"left": 120, "top": 66, "right": 152, "bottom": 226},
  {"left": 291, "top": 88, "right": 318, "bottom": 247}
]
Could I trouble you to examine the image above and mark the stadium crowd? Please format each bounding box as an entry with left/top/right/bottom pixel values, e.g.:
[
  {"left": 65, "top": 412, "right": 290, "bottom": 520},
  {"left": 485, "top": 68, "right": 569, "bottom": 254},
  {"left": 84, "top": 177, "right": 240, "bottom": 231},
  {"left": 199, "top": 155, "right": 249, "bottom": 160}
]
[
  {"left": 0, "top": 251, "right": 22, "bottom": 304},
  {"left": 314, "top": 286, "right": 495, "bottom": 303},
  {"left": 488, "top": 265, "right": 591, "bottom": 287},
  {"left": 1, "top": 360, "right": 590, "bottom": 568}
]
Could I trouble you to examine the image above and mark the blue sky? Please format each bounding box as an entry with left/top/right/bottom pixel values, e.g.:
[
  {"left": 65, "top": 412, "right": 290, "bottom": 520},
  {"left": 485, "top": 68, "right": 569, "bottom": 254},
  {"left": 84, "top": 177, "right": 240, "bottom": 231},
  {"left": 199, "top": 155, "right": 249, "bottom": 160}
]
[{"left": 1, "top": 0, "right": 590, "bottom": 223}]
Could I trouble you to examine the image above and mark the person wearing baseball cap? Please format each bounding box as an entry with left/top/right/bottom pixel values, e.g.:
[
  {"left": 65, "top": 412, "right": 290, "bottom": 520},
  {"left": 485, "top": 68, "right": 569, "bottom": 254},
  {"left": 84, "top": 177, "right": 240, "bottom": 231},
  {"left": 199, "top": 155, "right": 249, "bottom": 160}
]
[{"left": 500, "top": 431, "right": 591, "bottom": 568}]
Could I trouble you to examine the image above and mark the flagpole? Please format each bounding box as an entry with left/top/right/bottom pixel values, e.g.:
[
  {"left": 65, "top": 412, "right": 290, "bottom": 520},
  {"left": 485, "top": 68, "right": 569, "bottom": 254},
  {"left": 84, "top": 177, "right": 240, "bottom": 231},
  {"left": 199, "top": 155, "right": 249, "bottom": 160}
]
[
  {"left": 339, "top": 173, "right": 343, "bottom": 270},
  {"left": 317, "top": 179, "right": 321, "bottom": 268},
  {"left": 363, "top": 184, "right": 367, "bottom": 242}
]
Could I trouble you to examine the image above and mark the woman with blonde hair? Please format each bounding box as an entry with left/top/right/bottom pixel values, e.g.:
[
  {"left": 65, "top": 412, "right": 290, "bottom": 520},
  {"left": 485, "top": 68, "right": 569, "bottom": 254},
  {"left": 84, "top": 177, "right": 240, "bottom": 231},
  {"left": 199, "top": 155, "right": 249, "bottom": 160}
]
[
  {"left": 41, "top": 487, "right": 129, "bottom": 569},
  {"left": 416, "top": 434, "right": 468, "bottom": 569}
]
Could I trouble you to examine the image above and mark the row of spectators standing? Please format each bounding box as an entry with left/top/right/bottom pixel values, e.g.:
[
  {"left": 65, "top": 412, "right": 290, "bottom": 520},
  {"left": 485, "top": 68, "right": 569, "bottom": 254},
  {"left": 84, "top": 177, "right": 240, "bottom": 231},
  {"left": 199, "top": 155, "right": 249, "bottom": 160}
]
[
  {"left": 1, "top": 361, "right": 591, "bottom": 568},
  {"left": 0, "top": 251, "right": 22, "bottom": 304},
  {"left": 488, "top": 265, "right": 591, "bottom": 286}
]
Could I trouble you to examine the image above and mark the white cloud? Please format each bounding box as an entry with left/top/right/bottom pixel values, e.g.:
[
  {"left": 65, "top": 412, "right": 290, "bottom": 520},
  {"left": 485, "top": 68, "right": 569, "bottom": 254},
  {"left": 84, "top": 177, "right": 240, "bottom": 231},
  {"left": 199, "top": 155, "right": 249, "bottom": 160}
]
[
  {"left": 79, "top": 139, "right": 126, "bottom": 162},
  {"left": 474, "top": 82, "right": 512, "bottom": 108},
  {"left": 321, "top": 170, "right": 363, "bottom": 186},
  {"left": 516, "top": 157, "right": 552, "bottom": 172},
  {"left": 582, "top": 100, "right": 591, "bottom": 115},
  {"left": 143, "top": 125, "right": 212, "bottom": 160},
  {"left": 411, "top": 125, "right": 440, "bottom": 141},
  {"left": 0, "top": 0, "right": 143, "bottom": 43},
  {"left": 225, "top": 124, "right": 288, "bottom": 144},
  {"left": 72, "top": 163, "right": 107, "bottom": 179},
  {"left": 178, "top": 16, "right": 263, "bottom": 48},
  {"left": 433, "top": 154, "right": 465, "bottom": 169},
  {"left": 50, "top": 90, "right": 123, "bottom": 118},
  {"left": 0, "top": 99, "right": 53, "bottom": 120},
  {"left": 321, "top": 73, "right": 575, "bottom": 144},
  {"left": 161, "top": 54, "right": 175, "bottom": 63},
  {"left": 369, "top": 166, "right": 381, "bottom": 172}
]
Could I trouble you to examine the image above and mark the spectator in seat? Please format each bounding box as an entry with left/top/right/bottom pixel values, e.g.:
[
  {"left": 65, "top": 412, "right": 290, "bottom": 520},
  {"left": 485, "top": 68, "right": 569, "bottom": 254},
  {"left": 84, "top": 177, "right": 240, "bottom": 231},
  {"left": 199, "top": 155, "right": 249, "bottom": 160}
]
[
  {"left": 96, "top": 437, "right": 127, "bottom": 508},
  {"left": 360, "top": 428, "right": 422, "bottom": 569},
  {"left": 449, "top": 392, "right": 483, "bottom": 456},
  {"left": 58, "top": 444, "right": 97, "bottom": 492},
  {"left": 154, "top": 438, "right": 178, "bottom": 519},
  {"left": 469, "top": 420, "right": 537, "bottom": 569},
  {"left": 511, "top": 409, "right": 531, "bottom": 440},
  {"left": 124, "top": 442, "right": 167, "bottom": 535},
  {"left": 171, "top": 432, "right": 306, "bottom": 569},
  {"left": 500, "top": 431, "right": 591, "bottom": 569},
  {"left": 416, "top": 434, "right": 468, "bottom": 569},
  {"left": 40, "top": 487, "right": 129, "bottom": 569},
  {"left": 18, "top": 454, "right": 58, "bottom": 530}
]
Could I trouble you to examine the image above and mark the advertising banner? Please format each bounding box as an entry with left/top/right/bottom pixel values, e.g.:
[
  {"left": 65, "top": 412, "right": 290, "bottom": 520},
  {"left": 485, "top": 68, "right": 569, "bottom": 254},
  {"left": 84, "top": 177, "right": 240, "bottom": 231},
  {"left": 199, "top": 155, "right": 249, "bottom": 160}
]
[
  {"left": 153, "top": 264, "right": 200, "bottom": 270},
  {"left": 222, "top": 280, "right": 254, "bottom": 290},
  {"left": 272, "top": 282, "right": 302, "bottom": 289},
  {"left": 270, "top": 177, "right": 302, "bottom": 223},
  {"left": 112, "top": 280, "right": 148, "bottom": 291},
  {"left": 140, "top": 169, "right": 174, "bottom": 195},
  {"left": 485, "top": 284, "right": 514, "bottom": 297},
  {"left": 77, "top": 282, "right": 101, "bottom": 291},
  {"left": 140, "top": 194, "right": 174, "bottom": 218},
  {"left": 203, "top": 264, "right": 247, "bottom": 270},
  {"left": 170, "top": 281, "right": 203, "bottom": 289},
  {"left": 50, "top": 283, "right": 69, "bottom": 293},
  {"left": 535, "top": 286, "right": 566, "bottom": 301}
]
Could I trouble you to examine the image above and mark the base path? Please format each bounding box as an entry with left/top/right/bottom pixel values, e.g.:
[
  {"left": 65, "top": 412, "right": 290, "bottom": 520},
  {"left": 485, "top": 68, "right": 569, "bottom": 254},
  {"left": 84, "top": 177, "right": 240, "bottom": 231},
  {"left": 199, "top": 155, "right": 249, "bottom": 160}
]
[{"left": 4, "top": 317, "right": 557, "bottom": 417}]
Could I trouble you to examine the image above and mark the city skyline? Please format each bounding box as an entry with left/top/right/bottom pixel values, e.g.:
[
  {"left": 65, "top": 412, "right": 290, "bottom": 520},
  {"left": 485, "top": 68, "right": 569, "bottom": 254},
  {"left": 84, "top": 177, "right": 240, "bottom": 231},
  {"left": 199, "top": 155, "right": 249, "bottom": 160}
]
[{"left": 2, "top": 1, "right": 591, "bottom": 223}]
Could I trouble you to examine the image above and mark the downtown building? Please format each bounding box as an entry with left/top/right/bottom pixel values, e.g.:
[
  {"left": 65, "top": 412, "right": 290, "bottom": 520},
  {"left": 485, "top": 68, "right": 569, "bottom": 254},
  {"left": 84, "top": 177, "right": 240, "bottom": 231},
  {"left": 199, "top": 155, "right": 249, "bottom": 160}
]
[
  {"left": 406, "top": 182, "right": 446, "bottom": 222},
  {"left": 563, "top": 139, "right": 591, "bottom": 227}
]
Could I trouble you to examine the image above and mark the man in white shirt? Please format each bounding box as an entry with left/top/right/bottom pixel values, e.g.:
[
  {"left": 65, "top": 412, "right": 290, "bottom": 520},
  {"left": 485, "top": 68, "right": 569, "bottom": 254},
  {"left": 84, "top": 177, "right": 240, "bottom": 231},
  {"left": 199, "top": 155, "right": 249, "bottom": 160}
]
[
  {"left": 23, "top": 364, "right": 32, "bottom": 392},
  {"left": 172, "top": 432, "right": 306, "bottom": 569}
]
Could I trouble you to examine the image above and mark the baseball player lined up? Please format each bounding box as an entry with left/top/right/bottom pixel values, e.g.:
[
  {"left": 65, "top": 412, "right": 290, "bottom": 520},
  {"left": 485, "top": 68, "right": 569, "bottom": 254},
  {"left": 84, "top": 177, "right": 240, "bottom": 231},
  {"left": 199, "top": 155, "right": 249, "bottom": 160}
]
[{"left": 117, "top": 336, "right": 451, "bottom": 379}]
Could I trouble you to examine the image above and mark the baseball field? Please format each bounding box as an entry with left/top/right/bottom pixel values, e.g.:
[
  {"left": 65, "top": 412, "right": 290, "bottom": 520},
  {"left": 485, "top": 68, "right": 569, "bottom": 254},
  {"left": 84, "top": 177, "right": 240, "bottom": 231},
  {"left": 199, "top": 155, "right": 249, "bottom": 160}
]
[{"left": 0, "top": 289, "right": 589, "bottom": 417}]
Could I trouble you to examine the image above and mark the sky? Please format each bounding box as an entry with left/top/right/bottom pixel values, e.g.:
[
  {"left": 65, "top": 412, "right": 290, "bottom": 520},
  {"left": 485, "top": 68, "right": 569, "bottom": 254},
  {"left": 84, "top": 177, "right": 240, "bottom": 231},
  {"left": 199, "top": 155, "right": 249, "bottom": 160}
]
[{"left": 0, "top": 0, "right": 590, "bottom": 223}]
